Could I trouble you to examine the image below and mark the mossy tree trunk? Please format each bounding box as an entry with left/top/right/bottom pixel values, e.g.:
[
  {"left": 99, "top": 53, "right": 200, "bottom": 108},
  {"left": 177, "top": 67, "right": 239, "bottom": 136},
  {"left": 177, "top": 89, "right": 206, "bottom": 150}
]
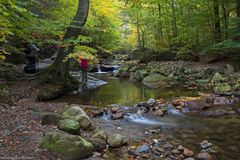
[{"left": 48, "top": 0, "right": 90, "bottom": 81}]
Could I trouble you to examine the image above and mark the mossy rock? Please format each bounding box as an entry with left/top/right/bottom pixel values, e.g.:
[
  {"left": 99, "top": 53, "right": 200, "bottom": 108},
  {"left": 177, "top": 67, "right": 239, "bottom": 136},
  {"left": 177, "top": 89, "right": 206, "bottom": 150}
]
[
  {"left": 59, "top": 119, "right": 80, "bottom": 134},
  {"left": 60, "top": 105, "right": 94, "bottom": 131},
  {"left": 142, "top": 73, "right": 167, "bottom": 88},
  {"left": 214, "top": 83, "right": 232, "bottom": 93},
  {"left": 212, "top": 72, "right": 225, "bottom": 83},
  {"left": 107, "top": 134, "right": 126, "bottom": 148},
  {"left": 41, "top": 130, "right": 94, "bottom": 160},
  {"left": 37, "top": 85, "right": 63, "bottom": 101}
]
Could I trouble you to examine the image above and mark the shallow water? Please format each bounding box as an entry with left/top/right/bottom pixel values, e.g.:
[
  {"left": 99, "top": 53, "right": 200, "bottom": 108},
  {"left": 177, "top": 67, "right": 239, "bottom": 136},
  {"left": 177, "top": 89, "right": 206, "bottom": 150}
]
[
  {"left": 56, "top": 77, "right": 201, "bottom": 107},
  {"left": 54, "top": 76, "right": 240, "bottom": 160}
]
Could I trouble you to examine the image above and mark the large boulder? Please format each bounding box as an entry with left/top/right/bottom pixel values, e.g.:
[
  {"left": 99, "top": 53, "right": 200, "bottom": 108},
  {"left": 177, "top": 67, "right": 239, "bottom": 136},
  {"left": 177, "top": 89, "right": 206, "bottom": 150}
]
[
  {"left": 214, "top": 83, "right": 232, "bottom": 93},
  {"left": 41, "top": 130, "right": 94, "bottom": 160},
  {"left": 59, "top": 106, "right": 94, "bottom": 133},
  {"left": 142, "top": 73, "right": 167, "bottom": 88},
  {"left": 107, "top": 134, "right": 126, "bottom": 148}
]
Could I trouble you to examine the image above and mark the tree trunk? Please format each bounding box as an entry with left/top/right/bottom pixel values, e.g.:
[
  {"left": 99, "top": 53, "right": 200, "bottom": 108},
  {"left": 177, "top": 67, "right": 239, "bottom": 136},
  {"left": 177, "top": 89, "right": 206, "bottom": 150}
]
[
  {"left": 171, "top": 0, "right": 177, "bottom": 38},
  {"left": 222, "top": 1, "right": 229, "bottom": 39},
  {"left": 237, "top": 0, "right": 240, "bottom": 32},
  {"left": 213, "top": 0, "right": 221, "bottom": 43},
  {"left": 51, "top": 0, "right": 90, "bottom": 80}
]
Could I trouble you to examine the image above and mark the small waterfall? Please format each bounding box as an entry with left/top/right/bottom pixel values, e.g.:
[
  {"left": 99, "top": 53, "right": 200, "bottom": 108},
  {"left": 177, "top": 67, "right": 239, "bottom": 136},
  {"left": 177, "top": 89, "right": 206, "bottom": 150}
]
[
  {"left": 97, "top": 66, "right": 101, "bottom": 73},
  {"left": 126, "top": 114, "right": 163, "bottom": 125}
]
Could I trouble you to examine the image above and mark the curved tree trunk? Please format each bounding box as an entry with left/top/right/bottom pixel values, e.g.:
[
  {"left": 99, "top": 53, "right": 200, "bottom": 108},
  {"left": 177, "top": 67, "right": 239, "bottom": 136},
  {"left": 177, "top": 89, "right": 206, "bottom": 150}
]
[{"left": 50, "top": 0, "right": 90, "bottom": 80}]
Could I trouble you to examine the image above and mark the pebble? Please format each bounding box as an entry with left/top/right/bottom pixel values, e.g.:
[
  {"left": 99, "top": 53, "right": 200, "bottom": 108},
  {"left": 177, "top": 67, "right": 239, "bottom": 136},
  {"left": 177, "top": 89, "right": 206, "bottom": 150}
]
[
  {"left": 196, "top": 152, "right": 212, "bottom": 160},
  {"left": 163, "top": 142, "right": 174, "bottom": 150},
  {"left": 117, "top": 127, "right": 123, "bottom": 130},
  {"left": 154, "top": 109, "right": 164, "bottom": 117},
  {"left": 176, "top": 106, "right": 183, "bottom": 110},
  {"left": 184, "top": 158, "right": 195, "bottom": 160},
  {"left": 136, "top": 144, "right": 150, "bottom": 154},
  {"left": 200, "top": 140, "right": 213, "bottom": 149},
  {"left": 147, "top": 98, "right": 156, "bottom": 106},
  {"left": 178, "top": 145, "right": 184, "bottom": 151},
  {"left": 153, "top": 139, "right": 159, "bottom": 144},
  {"left": 171, "top": 149, "right": 180, "bottom": 154},
  {"left": 183, "top": 148, "right": 194, "bottom": 157}
]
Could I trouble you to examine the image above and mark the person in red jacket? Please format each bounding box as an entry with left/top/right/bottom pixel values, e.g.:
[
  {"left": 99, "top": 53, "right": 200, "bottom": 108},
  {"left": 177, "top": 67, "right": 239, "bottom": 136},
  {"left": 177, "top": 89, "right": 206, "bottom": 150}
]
[{"left": 80, "top": 58, "right": 89, "bottom": 82}]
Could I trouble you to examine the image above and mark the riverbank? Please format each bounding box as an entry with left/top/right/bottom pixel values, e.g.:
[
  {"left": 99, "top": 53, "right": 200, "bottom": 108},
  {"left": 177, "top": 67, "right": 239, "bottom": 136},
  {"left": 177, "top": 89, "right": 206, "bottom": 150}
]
[
  {"left": 0, "top": 59, "right": 240, "bottom": 159},
  {"left": 0, "top": 73, "right": 240, "bottom": 160}
]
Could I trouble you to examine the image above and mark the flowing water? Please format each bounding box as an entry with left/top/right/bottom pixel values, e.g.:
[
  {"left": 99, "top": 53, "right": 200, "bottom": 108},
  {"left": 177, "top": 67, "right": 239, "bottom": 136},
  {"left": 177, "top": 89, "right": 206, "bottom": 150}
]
[{"left": 54, "top": 76, "right": 240, "bottom": 160}]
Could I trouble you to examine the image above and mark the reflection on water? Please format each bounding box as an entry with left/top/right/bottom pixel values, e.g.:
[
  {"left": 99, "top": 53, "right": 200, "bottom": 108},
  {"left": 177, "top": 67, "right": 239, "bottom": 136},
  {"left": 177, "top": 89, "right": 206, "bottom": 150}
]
[{"left": 56, "top": 77, "right": 200, "bottom": 107}]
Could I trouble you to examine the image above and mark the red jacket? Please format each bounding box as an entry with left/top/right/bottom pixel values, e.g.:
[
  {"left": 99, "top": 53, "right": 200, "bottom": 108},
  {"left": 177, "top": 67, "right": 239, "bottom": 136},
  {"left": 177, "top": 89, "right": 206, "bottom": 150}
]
[{"left": 80, "top": 59, "right": 89, "bottom": 69}]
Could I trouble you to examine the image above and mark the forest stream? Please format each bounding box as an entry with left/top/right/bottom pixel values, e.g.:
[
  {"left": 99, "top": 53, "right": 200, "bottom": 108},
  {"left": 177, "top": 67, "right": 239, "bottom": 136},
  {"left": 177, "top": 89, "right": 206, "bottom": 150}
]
[{"left": 51, "top": 73, "right": 240, "bottom": 160}]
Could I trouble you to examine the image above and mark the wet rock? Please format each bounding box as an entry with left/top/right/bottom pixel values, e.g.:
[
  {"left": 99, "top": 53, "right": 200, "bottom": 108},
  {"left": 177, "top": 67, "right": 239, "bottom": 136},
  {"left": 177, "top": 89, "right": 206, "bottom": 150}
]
[
  {"left": 200, "top": 140, "right": 213, "bottom": 149},
  {"left": 107, "top": 134, "right": 126, "bottom": 148},
  {"left": 196, "top": 152, "right": 212, "bottom": 160},
  {"left": 183, "top": 148, "right": 194, "bottom": 157},
  {"left": 41, "top": 130, "right": 94, "bottom": 160},
  {"left": 137, "top": 102, "right": 149, "bottom": 108},
  {"left": 142, "top": 73, "right": 168, "bottom": 88},
  {"left": 213, "top": 96, "right": 229, "bottom": 105},
  {"left": 61, "top": 105, "right": 94, "bottom": 130},
  {"left": 214, "top": 83, "right": 231, "bottom": 93},
  {"left": 92, "top": 152, "right": 102, "bottom": 158},
  {"left": 147, "top": 98, "right": 156, "bottom": 106},
  {"left": 153, "top": 109, "right": 164, "bottom": 117},
  {"left": 41, "top": 112, "right": 61, "bottom": 126},
  {"left": 59, "top": 119, "right": 80, "bottom": 134},
  {"left": 111, "top": 112, "right": 124, "bottom": 120},
  {"left": 136, "top": 143, "right": 150, "bottom": 154}
]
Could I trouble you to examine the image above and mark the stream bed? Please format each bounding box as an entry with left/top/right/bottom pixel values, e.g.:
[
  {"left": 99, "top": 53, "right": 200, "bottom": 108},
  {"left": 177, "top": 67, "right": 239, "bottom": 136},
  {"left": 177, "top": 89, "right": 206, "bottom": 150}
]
[{"left": 53, "top": 76, "right": 240, "bottom": 160}]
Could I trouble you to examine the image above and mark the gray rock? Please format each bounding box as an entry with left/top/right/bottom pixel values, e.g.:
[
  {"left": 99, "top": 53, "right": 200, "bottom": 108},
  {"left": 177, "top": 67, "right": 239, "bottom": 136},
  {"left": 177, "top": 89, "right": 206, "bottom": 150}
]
[
  {"left": 111, "top": 112, "right": 124, "bottom": 120},
  {"left": 200, "top": 140, "right": 213, "bottom": 149},
  {"left": 196, "top": 152, "right": 212, "bottom": 160},
  {"left": 184, "top": 158, "right": 195, "bottom": 160},
  {"left": 163, "top": 142, "right": 174, "bottom": 150},
  {"left": 41, "top": 130, "right": 94, "bottom": 160},
  {"left": 224, "top": 64, "right": 234, "bottom": 75},
  {"left": 147, "top": 98, "right": 156, "bottom": 106}
]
